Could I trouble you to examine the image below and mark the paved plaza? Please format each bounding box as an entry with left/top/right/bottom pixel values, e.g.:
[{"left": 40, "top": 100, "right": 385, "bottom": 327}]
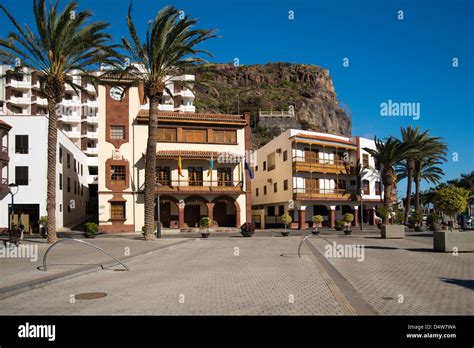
[{"left": 0, "top": 231, "right": 472, "bottom": 315}]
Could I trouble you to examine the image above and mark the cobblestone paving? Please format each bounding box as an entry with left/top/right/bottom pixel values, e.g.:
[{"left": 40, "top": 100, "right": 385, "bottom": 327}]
[
  {"left": 0, "top": 237, "right": 345, "bottom": 315},
  {"left": 308, "top": 233, "right": 474, "bottom": 315}
]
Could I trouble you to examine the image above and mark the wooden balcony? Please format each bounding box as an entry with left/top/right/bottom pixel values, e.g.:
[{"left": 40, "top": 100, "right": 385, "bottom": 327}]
[
  {"left": 293, "top": 157, "right": 355, "bottom": 174},
  {"left": 293, "top": 188, "right": 355, "bottom": 201},
  {"left": 155, "top": 180, "right": 243, "bottom": 194},
  {"left": 0, "top": 146, "right": 9, "bottom": 162},
  {"left": 0, "top": 178, "right": 9, "bottom": 194}
]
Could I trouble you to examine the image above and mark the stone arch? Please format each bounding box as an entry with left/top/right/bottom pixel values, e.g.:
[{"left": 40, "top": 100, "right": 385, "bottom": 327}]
[
  {"left": 211, "top": 195, "right": 241, "bottom": 227},
  {"left": 155, "top": 195, "right": 179, "bottom": 228},
  {"left": 183, "top": 195, "right": 209, "bottom": 228}
]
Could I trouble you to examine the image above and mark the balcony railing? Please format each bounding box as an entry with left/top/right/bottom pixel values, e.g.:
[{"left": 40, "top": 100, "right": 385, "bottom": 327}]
[
  {"left": 0, "top": 177, "right": 8, "bottom": 193},
  {"left": 293, "top": 156, "right": 356, "bottom": 174},
  {"left": 156, "top": 179, "right": 243, "bottom": 192},
  {"left": 293, "top": 188, "right": 355, "bottom": 200}
]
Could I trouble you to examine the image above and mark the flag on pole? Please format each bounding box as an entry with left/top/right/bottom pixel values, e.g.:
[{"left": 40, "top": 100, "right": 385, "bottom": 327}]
[
  {"left": 207, "top": 156, "right": 214, "bottom": 177},
  {"left": 244, "top": 159, "right": 254, "bottom": 179},
  {"left": 178, "top": 155, "right": 184, "bottom": 177}
]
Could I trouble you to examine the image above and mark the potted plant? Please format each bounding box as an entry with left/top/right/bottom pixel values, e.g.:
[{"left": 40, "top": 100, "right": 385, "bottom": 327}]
[
  {"left": 335, "top": 220, "right": 345, "bottom": 232},
  {"left": 38, "top": 216, "right": 48, "bottom": 238},
  {"left": 312, "top": 215, "right": 323, "bottom": 235},
  {"left": 199, "top": 217, "right": 211, "bottom": 238},
  {"left": 376, "top": 206, "right": 389, "bottom": 229},
  {"left": 280, "top": 213, "right": 292, "bottom": 236},
  {"left": 342, "top": 213, "right": 354, "bottom": 235},
  {"left": 84, "top": 222, "right": 98, "bottom": 238},
  {"left": 411, "top": 210, "right": 424, "bottom": 231},
  {"left": 426, "top": 212, "right": 439, "bottom": 231},
  {"left": 240, "top": 222, "right": 256, "bottom": 237}
]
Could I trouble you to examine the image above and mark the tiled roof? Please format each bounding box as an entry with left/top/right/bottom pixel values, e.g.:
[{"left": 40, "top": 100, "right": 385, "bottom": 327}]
[
  {"left": 0, "top": 119, "right": 12, "bottom": 130},
  {"left": 136, "top": 110, "right": 247, "bottom": 124},
  {"left": 156, "top": 150, "right": 240, "bottom": 159},
  {"left": 291, "top": 133, "right": 356, "bottom": 146}
]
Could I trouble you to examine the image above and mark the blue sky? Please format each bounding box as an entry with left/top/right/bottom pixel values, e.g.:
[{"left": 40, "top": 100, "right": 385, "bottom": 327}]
[{"left": 1, "top": 0, "right": 473, "bottom": 192}]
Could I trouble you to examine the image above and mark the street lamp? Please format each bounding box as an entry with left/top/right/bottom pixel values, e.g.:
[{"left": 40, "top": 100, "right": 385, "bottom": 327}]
[
  {"left": 156, "top": 182, "right": 162, "bottom": 239},
  {"left": 8, "top": 183, "right": 19, "bottom": 230},
  {"left": 360, "top": 188, "right": 364, "bottom": 232}
]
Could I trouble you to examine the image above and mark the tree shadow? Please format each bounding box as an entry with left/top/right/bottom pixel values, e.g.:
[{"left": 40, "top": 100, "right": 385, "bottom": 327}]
[
  {"left": 364, "top": 246, "right": 399, "bottom": 250},
  {"left": 440, "top": 278, "right": 474, "bottom": 291}
]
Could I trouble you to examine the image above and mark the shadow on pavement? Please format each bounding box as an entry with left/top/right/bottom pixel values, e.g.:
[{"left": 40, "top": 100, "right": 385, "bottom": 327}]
[{"left": 440, "top": 278, "right": 474, "bottom": 290}]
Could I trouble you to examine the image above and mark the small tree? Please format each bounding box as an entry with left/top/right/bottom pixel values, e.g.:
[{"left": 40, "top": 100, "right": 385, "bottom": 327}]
[
  {"left": 312, "top": 215, "right": 323, "bottom": 230},
  {"left": 281, "top": 213, "right": 292, "bottom": 233},
  {"left": 200, "top": 217, "right": 211, "bottom": 229},
  {"left": 342, "top": 213, "right": 354, "bottom": 231},
  {"left": 434, "top": 186, "right": 470, "bottom": 228}
]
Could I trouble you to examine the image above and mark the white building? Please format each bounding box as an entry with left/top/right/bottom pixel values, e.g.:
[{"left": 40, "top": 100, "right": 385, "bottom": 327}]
[
  {"left": 0, "top": 64, "right": 196, "bottom": 216},
  {"left": 251, "top": 129, "right": 385, "bottom": 229},
  {"left": 0, "top": 115, "right": 90, "bottom": 233}
]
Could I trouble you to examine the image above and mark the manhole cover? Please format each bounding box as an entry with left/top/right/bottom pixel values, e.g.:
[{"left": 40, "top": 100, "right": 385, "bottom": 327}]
[{"left": 75, "top": 292, "right": 107, "bottom": 300}]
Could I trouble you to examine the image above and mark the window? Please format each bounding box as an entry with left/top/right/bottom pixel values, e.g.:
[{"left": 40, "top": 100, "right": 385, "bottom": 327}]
[
  {"left": 59, "top": 147, "right": 62, "bottom": 163},
  {"left": 89, "top": 166, "right": 98, "bottom": 175},
  {"left": 59, "top": 173, "right": 63, "bottom": 190},
  {"left": 278, "top": 205, "right": 285, "bottom": 216},
  {"left": 264, "top": 186, "right": 267, "bottom": 195},
  {"left": 111, "top": 165, "right": 126, "bottom": 184},
  {"left": 188, "top": 167, "right": 203, "bottom": 186},
  {"left": 283, "top": 150, "right": 288, "bottom": 162},
  {"left": 305, "top": 148, "right": 319, "bottom": 162},
  {"left": 67, "top": 154, "right": 70, "bottom": 168},
  {"left": 374, "top": 158, "right": 381, "bottom": 170},
  {"left": 362, "top": 180, "right": 370, "bottom": 195},
  {"left": 255, "top": 166, "right": 258, "bottom": 172},
  {"left": 110, "top": 125, "right": 125, "bottom": 139},
  {"left": 15, "top": 166, "right": 28, "bottom": 185},
  {"left": 350, "top": 180, "right": 356, "bottom": 186},
  {"left": 81, "top": 164, "right": 83, "bottom": 176},
  {"left": 183, "top": 129, "right": 207, "bottom": 143},
  {"left": 273, "top": 182, "right": 278, "bottom": 193},
  {"left": 67, "top": 177, "right": 71, "bottom": 192},
  {"left": 81, "top": 184, "right": 84, "bottom": 196},
  {"left": 156, "top": 166, "right": 171, "bottom": 186},
  {"left": 157, "top": 127, "right": 177, "bottom": 141},
  {"left": 217, "top": 167, "right": 233, "bottom": 186},
  {"left": 213, "top": 130, "right": 236, "bottom": 144},
  {"left": 59, "top": 204, "right": 62, "bottom": 213},
  {"left": 375, "top": 181, "right": 381, "bottom": 195},
  {"left": 337, "top": 179, "right": 346, "bottom": 190},
  {"left": 256, "top": 188, "right": 259, "bottom": 197},
  {"left": 284, "top": 179, "right": 288, "bottom": 191},
  {"left": 263, "top": 161, "right": 266, "bottom": 171},
  {"left": 267, "top": 152, "right": 276, "bottom": 171},
  {"left": 67, "top": 204, "right": 71, "bottom": 213},
  {"left": 267, "top": 206, "right": 275, "bottom": 216},
  {"left": 110, "top": 202, "right": 126, "bottom": 220},
  {"left": 363, "top": 154, "right": 369, "bottom": 168},
  {"left": 74, "top": 180, "right": 77, "bottom": 194},
  {"left": 74, "top": 159, "right": 76, "bottom": 173},
  {"left": 15, "top": 135, "right": 28, "bottom": 154}
]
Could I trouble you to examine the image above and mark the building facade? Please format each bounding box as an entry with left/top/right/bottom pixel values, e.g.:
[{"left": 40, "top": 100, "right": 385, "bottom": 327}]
[
  {"left": 0, "top": 115, "right": 89, "bottom": 233},
  {"left": 97, "top": 78, "right": 251, "bottom": 233},
  {"left": 251, "top": 129, "right": 385, "bottom": 229}
]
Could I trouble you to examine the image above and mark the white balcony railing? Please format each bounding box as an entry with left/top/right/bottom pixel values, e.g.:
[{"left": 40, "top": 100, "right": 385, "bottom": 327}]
[
  {"left": 177, "top": 90, "right": 195, "bottom": 98},
  {"left": 87, "top": 131, "right": 98, "bottom": 139},
  {"left": 176, "top": 105, "right": 195, "bottom": 113},
  {"left": 60, "top": 115, "right": 81, "bottom": 123},
  {"left": 86, "top": 147, "right": 98, "bottom": 155},
  {"left": 63, "top": 130, "right": 81, "bottom": 138},
  {"left": 158, "top": 104, "right": 175, "bottom": 111},
  {"left": 85, "top": 100, "right": 98, "bottom": 108},
  {"left": 87, "top": 116, "right": 98, "bottom": 123},
  {"left": 88, "top": 175, "right": 98, "bottom": 185},
  {"left": 87, "top": 156, "right": 98, "bottom": 167},
  {"left": 7, "top": 80, "right": 31, "bottom": 89},
  {"left": 61, "top": 99, "right": 82, "bottom": 107},
  {"left": 8, "top": 96, "right": 30, "bottom": 105},
  {"left": 34, "top": 97, "right": 48, "bottom": 106}
]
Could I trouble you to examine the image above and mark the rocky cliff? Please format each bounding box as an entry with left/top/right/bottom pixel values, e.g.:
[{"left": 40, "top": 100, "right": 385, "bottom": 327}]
[{"left": 192, "top": 62, "right": 352, "bottom": 148}]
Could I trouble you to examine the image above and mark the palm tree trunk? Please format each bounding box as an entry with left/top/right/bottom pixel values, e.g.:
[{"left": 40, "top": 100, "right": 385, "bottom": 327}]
[
  {"left": 383, "top": 181, "right": 391, "bottom": 225},
  {"left": 414, "top": 162, "right": 421, "bottom": 212},
  {"left": 403, "top": 166, "right": 413, "bottom": 225},
  {"left": 46, "top": 100, "right": 58, "bottom": 244},
  {"left": 144, "top": 96, "right": 159, "bottom": 240}
]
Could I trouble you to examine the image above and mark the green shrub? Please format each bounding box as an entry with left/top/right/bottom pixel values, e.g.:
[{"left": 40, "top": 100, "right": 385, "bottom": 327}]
[
  {"left": 376, "top": 206, "right": 389, "bottom": 221},
  {"left": 280, "top": 213, "right": 292, "bottom": 226},
  {"left": 411, "top": 211, "right": 423, "bottom": 225},
  {"left": 426, "top": 212, "right": 438, "bottom": 226},
  {"left": 343, "top": 213, "right": 354, "bottom": 223},
  {"left": 335, "top": 220, "right": 345, "bottom": 231},
  {"left": 84, "top": 222, "right": 98, "bottom": 235},
  {"left": 240, "top": 222, "right": 256, "bottom": 233},
  {"left": 312, "top": 215, "right": 323, "bottom": 225},
  {"left": 200, "top": 217, "right": 211, "bottom": 229},
  {"left": 392, "top": 210, "right": 405, "bottom": 225},
  {"left": 38, "top": 216, "right": 48, "bottom": 225},
  {"left": 141, "top": 223, "right": 157, "bottom": 233}
]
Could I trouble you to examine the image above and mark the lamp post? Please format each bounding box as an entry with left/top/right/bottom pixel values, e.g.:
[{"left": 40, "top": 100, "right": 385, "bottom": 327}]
[
  {"left": 360, "top": 188, "right": 364, "bottom": 232},
  {"left": 156, "top": 182, "right": 162, "bottom": 239},
  {"left": 8, "top": 183, "right": 19, "bottom": 230}
]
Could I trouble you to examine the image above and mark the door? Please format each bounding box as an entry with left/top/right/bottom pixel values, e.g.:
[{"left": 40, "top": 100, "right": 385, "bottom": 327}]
[
  {"left": 185, "top": 205, "right": 201, "bottom": 227},
  {"left": 160, "top": 202, "right": 171, "bottom": 227}
]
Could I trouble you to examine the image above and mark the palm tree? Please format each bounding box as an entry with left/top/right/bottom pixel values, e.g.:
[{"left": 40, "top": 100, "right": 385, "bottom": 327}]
[
  {"left": 0, "top": 0, "right": 118, "bottom": 243},
  {"left": 399, "top": 126, "right": 430, "bottom": 224},
  {"left": 413, "top": 137, "right": 448, "bottom": 211},
  {"left": 458, "top": 171, "right": 474, "bottom": 194},
  {"left": 121, "top": 4, "right": 216, "bottom": 240},
  {"left": 364, "top": 137, "right": 411, "bottom": 224}
]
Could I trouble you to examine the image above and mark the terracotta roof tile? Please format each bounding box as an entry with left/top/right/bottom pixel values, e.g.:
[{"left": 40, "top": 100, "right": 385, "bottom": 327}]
[
  {"left": 291, "top": 133, "right": 356, "bottom": 146},
  {"left": 136, "top": 110, "right": 247, "bottom": 124},
  {"left": 155, "top": 150, "right": 242, "bottom": 159}
]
